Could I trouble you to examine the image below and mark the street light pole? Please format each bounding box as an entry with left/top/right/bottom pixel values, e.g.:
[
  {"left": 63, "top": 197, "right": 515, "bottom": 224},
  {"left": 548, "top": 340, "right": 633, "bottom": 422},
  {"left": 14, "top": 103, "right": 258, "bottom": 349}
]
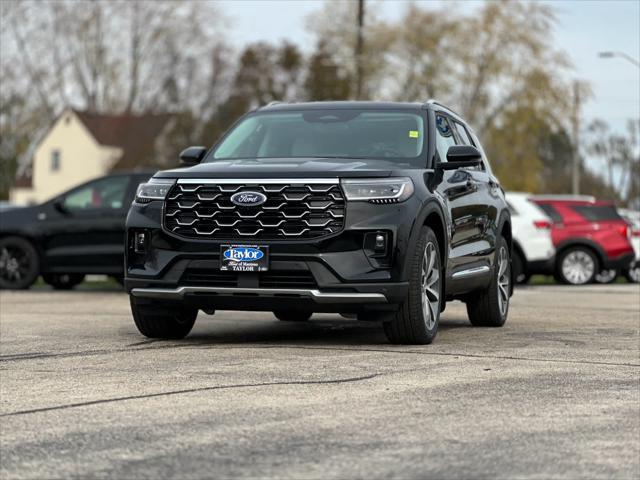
[
  {"left": 571, "top": 80, "right": 582, "bottom": 195},
  {"left": 598, "top": 51, "right": 640, "bottom": 68},
  {"left": 355, "top": 0, "right": 365, "bottom": 100}
]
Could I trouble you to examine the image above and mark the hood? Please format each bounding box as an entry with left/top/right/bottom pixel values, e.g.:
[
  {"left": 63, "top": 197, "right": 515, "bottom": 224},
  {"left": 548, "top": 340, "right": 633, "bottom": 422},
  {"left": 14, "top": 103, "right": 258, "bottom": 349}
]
[
  {"left": 153, "top": 157, "right": 410, "bottom": 179},
  {"left": 0, "top": 205, "right": 39, "bottom": 233}
]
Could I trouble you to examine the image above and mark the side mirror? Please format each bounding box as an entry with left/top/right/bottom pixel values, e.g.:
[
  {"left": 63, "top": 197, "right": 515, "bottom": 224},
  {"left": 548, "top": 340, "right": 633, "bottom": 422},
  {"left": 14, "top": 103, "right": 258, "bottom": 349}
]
[
  {"left": 179, "top": 146, "right": 207, "bottom": 166},
  {"left": 440, "top": 145, "right": 482, "bottom": 170},
  {"left": 52, "top": 198, "right": 68, "bottom": 214}
]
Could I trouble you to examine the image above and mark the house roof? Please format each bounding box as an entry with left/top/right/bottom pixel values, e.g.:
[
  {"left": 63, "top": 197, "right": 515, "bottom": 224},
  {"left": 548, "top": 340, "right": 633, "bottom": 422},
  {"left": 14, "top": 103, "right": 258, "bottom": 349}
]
[{"left": 73, "top": 109, "right": 174, "bottom": 170}]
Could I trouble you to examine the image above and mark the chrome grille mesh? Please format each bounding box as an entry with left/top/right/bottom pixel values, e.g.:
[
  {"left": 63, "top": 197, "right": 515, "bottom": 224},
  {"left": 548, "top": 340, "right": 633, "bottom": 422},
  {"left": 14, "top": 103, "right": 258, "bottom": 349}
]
[{"left": 164, "top": 182, "right": 345, "bottom": 239}]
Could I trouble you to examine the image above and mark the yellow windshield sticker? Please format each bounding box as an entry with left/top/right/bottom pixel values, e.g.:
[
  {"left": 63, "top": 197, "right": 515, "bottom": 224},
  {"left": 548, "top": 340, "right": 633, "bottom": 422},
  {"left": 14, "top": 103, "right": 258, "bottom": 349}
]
[{"left": 409, "top": 130, "right": 419, "bottom": 138}]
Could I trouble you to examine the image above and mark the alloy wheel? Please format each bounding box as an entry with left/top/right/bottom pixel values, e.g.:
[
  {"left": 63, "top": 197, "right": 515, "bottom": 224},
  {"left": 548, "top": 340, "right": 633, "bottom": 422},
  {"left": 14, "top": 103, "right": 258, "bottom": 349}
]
[
  {"left": 561, "top": 251, "right": 595, "bottom": 285},
  {"left": 420, "top": 242, "right": 440, "bottom": 330},
  {"left": 628, "top": 263, "right": 640, "bottom": 283},
  {"left": 497, "top": 246, "right": 510, "bottom": 317},
  {"left": 595, "top": 269, "right": 617, "bottom": 284},
  {"left": 0, "top": 246, "right": 32, "bottom": 286}
]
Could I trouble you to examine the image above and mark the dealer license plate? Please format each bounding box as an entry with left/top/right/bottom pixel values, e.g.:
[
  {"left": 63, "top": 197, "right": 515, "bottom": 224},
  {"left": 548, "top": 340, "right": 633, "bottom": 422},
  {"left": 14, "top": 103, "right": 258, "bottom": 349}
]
[{"left": 220, "top": 245, "right": 269, "bottom": 272}]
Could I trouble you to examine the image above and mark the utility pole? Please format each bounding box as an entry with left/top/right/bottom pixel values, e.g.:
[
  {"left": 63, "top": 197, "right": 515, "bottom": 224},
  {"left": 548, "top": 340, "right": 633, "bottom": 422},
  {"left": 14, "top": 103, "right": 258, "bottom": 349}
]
[
  {"left": 571, "top": 80, "right": 581, "bottom": 195},
  {"left": 355, "top": 0, "right": 365, "bottom": 99}
]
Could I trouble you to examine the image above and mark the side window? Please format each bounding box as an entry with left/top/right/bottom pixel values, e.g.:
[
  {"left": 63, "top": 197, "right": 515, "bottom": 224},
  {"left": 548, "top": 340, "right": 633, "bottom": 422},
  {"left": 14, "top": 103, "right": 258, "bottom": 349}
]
[
  {"left": 453, "top": 122, "right": 473, "bottom": 145},
  {"left": 537, "top": 204, "right": 563, "bottom": 224},
  {"left": 468, "top": 130, "right": 491, "bottom": 173},
  {"left": 435, "top": 114, "right": 456, "bottom": 162},
  {"left": 63, "top": 176, "right": 130, "bottom": 211}
]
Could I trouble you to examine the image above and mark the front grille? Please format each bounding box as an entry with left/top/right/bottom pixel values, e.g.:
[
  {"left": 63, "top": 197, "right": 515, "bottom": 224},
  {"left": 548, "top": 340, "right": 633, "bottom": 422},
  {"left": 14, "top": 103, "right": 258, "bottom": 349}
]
[
  {"left": 181, "top": 268, "right": 318, "bottom": 289},
  {"left": 164, "top": 181, "right": 345, "bottom": 240}
]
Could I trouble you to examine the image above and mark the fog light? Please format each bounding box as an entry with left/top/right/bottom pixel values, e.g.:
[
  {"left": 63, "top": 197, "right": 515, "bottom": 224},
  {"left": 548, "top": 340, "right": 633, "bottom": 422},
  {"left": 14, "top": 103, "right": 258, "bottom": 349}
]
[
  {"left": 364, "top": 231, "right": 390, "bottom": 260},
  {"left": 134, "top": 232, "right": 147, "bottom": 253}
]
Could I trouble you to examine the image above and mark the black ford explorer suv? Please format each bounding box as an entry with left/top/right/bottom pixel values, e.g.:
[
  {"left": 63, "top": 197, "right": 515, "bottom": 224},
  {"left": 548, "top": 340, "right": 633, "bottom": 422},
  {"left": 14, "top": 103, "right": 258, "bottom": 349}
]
[{"left": 126, "top": 101, "right": 513, "bottom": 344}]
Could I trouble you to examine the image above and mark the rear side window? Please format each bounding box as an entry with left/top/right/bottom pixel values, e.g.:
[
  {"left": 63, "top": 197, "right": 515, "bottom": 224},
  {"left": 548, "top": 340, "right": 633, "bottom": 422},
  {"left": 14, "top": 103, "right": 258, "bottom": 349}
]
[
  {"left": 572, "top": 205, "right": 622, "bottom": 222},
  {"left": 538, "top": 204, "right": 563, "bottom": 223}
]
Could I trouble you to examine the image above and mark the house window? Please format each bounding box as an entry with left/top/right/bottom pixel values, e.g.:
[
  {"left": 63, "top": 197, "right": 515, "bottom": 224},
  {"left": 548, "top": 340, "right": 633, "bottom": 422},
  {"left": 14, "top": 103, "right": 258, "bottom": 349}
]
[{"left": 51, "top": 150, "right": 61, "bottom": 172}]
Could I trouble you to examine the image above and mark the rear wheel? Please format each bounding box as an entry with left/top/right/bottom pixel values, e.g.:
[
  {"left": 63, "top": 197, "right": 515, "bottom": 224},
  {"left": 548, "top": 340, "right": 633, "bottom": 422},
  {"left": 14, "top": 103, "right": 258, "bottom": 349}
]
[
  {"left": 512, "top": 250, "right": 530, "bottom": 285},
  {"left": 130, "top": 297, "right": 197, "bottom": 339},
  {"left": 42, "top": 273, "right": 85, "bottom": 290},
  {"left": 273, "top": 310, "right": 312, "bottom": 322},
  {"left": 556, "top": 247, "right": 597, "bottom": 285},
  {"left": 383, "top": 226, "right": 441, "bottom": 345},
  {"left": 0, "top": 236, "right": 39, "bottom": 290},
  {"left": 466, "top": 236, "right": 511, "bottom": 327},
  {"left": 594, "top": 269, "right": 618, "bottom": 284}
]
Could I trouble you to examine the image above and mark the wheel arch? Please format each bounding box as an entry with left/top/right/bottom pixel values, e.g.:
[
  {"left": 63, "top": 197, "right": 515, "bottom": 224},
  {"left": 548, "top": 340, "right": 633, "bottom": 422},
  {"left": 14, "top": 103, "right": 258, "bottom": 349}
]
[
  {"left": 555, "top": 239, "right": 605, "bottom": 271},
  {"left": 401, "top": 199, "right": 448, "bottom": 298}
]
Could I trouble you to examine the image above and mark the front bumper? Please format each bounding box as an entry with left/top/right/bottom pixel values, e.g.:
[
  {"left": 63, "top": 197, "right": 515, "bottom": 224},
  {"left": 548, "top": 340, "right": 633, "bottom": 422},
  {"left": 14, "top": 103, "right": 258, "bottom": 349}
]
[{"left": 125, "top": 193, "right": 421, "bottom": 313}]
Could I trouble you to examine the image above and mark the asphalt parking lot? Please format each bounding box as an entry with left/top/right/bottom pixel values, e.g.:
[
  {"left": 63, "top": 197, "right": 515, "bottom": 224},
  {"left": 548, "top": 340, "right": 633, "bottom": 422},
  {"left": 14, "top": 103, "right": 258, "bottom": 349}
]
[{"left": 1, "top": 284, "right": 639, "bottom": 479}]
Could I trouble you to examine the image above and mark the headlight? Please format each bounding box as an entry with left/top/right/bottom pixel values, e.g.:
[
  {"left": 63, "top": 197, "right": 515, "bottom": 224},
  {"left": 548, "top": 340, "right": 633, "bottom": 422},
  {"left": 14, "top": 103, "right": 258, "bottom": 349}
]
[
  {"left": 341, "top": 177, "right": 414, "bottom": 203},
  {"left": 135, "top": 178, "right": 175, "bottom": 203}
]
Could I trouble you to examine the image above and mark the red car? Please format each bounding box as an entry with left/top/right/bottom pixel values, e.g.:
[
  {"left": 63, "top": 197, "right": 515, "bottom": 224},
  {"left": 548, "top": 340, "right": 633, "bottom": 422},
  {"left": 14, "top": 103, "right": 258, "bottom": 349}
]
[{"left": 531, "top": 197, "right": 635, "bottom": 285}]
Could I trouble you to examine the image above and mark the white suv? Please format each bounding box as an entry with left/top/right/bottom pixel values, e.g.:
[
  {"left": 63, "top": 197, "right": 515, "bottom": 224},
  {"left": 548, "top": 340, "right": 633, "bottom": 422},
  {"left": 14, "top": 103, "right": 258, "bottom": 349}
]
[
  {"left": 618, "top": 209, "right": 640, "bottom": 283},
  {"left": 505, "top": 192, "right": 556, "bottom": 284}
]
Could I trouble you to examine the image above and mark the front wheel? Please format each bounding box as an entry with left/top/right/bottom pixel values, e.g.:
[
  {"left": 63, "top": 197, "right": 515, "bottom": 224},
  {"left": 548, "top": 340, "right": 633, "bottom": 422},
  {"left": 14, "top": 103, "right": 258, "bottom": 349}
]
[
  {"left": 42, "top": 273, "right": 85, "bottom": 290},
  {"left": 466, "top": 236, "right": 511, "bottom": 327},
  {"left": 624, "top": 261, "right": 640, "bottom": 283},
  {"left": 383, "top": 226, "right": 442, "bottom": 345},
  {"left": 130, "top": 297, "right": 198, "bottom": 339},
  {"left": 0, "top": 236, "right": 40, "bottom": 290}
]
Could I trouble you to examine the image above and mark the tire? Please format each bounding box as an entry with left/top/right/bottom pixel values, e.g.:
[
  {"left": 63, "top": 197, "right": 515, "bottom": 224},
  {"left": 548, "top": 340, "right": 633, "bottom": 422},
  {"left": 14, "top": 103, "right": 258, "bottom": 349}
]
[
  {"left": 594, "top": 269, "right": 618, "bottom": 284},
  {"left": 466, "top": 235, "right": 511, "bottom": 327},
  {"left": 0, "top": 236, "right": 40, "bottom": 290},
  {"left": 556, "top": 247, "right": 598, "bottom": 285},
  {"left": 383, "top": 226, "right": 442, "bottom": 345},
  {"left": 623, "top": 261, "right": 640, "bottom": 283},
  {"left": 130, "top": 296, "right": 198, "bottom": 339},
  {"left": 273, "top": 310, "right": 312, "bottom": 322},
  {"left": 42, "top": 273, "right": 85, "bottom": 290},
  {"left": 512, "top": 250, "right": 530, "bottom": 285}
]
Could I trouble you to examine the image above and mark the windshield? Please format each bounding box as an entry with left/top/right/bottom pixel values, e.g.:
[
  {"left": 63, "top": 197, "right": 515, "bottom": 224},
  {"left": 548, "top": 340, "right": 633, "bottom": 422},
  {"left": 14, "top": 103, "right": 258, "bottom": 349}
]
[{"left": 210, "top": 109, "right": 425, "bottom": 163}]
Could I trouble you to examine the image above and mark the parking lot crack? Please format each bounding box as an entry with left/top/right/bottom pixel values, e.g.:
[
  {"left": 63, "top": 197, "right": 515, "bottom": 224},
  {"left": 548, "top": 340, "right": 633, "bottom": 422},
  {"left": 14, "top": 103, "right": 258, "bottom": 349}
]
[{"left": 0, "top": 373, "right": 380, "bottom": 418}]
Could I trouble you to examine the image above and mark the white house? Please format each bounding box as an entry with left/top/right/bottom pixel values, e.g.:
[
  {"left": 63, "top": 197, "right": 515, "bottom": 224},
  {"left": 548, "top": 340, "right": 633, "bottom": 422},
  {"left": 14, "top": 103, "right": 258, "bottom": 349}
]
[{"left": 11, "top": 108, "right": 174, "bottom": 205}]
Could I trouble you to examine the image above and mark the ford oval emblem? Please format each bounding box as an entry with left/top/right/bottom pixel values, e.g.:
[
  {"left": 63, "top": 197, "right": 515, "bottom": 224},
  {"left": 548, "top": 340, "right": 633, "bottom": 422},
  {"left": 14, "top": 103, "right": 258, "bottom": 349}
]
[
  {"left": 223, "top": 247, "right": 264, "bottom": 262},
  {"left": 230, "top": 191, "right": 267, "bottom": 207}
]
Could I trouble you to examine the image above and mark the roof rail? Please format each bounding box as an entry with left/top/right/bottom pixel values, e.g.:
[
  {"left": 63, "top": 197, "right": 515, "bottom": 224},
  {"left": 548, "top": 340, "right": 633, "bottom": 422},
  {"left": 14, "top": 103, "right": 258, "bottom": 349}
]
[
  {"left": 265, "top": 101, "right": 284, "bottom": 107},
  {"left": 423, "top": 99, "right": 461, "bottom": 118}
]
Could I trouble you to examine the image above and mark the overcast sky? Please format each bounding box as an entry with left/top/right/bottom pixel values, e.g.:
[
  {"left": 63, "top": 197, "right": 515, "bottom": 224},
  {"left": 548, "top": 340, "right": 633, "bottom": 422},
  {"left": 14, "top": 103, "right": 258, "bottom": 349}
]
[{"left": 219, "top": 0, "right": 640, "bottom": 136}]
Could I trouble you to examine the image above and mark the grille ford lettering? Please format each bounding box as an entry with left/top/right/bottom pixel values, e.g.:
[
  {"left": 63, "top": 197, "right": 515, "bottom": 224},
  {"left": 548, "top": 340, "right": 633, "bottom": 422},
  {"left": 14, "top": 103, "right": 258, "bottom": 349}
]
[
  {"left": 230, "top": 191, "right": 267, "bottom": 206},
  {"left": 223, "top": 247, "right": 264, "bottom": 262}
]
